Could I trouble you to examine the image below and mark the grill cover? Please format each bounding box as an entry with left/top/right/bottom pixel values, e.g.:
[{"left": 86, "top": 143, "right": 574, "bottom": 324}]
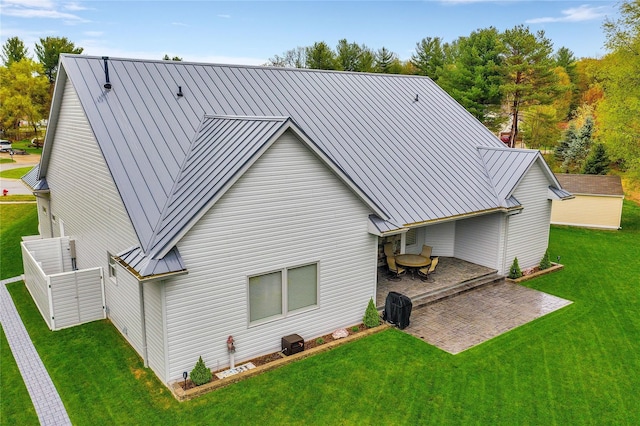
[{"left": 383, "top": 291, "right": 412, "bottom": 329}]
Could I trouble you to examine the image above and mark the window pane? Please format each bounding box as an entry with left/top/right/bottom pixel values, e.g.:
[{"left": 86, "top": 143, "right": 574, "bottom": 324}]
[
  {"left": 249, "top": 271, "right": 282, "bottom": 322},
  {"left": 288, "top": 264, "right": 317, "bottom": 312},
  {"left": 406, "top": 228, "right": 416, "bottom": 246}
]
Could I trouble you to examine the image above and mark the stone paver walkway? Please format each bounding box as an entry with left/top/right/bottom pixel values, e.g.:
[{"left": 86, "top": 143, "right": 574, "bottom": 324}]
[
  {"left": 1, "top": 277, "right": 72, "bottom": 426},
  {"left": 404, "top": 281, "right": 572, "bottom": 354}
]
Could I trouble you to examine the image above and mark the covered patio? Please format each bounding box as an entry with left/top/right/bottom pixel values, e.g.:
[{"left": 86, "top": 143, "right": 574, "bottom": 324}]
[{"left": 376, "top": 257, "right": 500, "bottom": 309}]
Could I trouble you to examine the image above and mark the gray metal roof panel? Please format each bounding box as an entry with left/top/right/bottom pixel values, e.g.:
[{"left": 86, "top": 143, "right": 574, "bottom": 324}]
[
  {"left": 548, "top": 186, "right": 574, "bottom": 200},
  {"left": 54, "top": 55, "right": 547, "bottom": 257},
  {"left": 478, "top": 147, "right": 540, "bottom": 204},
  {"left": 368, "top": 215, "right": 405, "bottom": 234},
  {"left": 117, "top": 245, "right": 185, "bottom": 277},
  {"left": 21, "top": 165, "right": 40, "bottom": 189}
]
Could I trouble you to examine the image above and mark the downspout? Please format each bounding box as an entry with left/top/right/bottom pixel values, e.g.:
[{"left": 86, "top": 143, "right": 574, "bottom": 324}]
[{"left": 139, "top": 281, "right": 149, "bottom": 368}]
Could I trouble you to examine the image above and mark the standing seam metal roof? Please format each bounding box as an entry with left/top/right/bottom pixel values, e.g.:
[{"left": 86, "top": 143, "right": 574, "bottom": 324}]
[{"left": 43, "top": 55, "right": 563, "bottom": 267}]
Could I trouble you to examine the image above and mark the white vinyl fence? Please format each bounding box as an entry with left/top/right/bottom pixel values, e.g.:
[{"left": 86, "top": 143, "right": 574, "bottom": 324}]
[{"left": 21, "top": 236, "right": 105, "bottom": 330}]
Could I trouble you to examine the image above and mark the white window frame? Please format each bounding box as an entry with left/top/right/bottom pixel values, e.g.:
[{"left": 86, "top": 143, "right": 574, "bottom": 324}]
[
  {"left": 247, "top": 262, "right": 320, "bottom": 326},
  {"left": 107, "top": 252, "right": 117, "bottom": 282}
]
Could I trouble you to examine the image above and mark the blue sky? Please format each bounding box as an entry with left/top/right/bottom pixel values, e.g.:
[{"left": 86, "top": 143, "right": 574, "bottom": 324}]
[{"left": 0, "top": 1, "right": 616, "bottom": 65}]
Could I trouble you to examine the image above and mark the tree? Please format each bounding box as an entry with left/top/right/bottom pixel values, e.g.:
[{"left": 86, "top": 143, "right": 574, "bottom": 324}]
[
  {"left": 305, "top": 42, "right": 338, "bottom": 70},
  {"left": 598, "top": 0, "right": 640, "bottom": 182},
  {"left": 583, "top": 143, "right": 610, "bottom": 175},
  {"left": 375, "top": 47, "right": 401, "bottom": 74},
  {"left": 1, "top": 37, "right": 29, "bottom": 66},
  {"left": 562, "top": 116, "right": 595, "bottom": 172},
  {"left": 35, "top": 37, "right": 83, "bottom": 83},
  {"left": 335, "top": 39, "right": 374, "bottom": 72},
  {"left": 162, "top": 54, "right": 182, "bottom": 61},
  {"left": 555, "top": 123, "right": 577, "bottom": 165},
  {"left": 521, "top": 105, "right": 560, "bottom": 149},
  {"left": 437, "top": 27, "right": 505, "bottom": 130},
  {"left": 501, "top": 25, "right": 560, "bottom": 147},
  {"left": 0, "top": 59, "right": 50, "bottom": 136},
  {"left": 411, "top": 37, "right": 446, "bottom": 81},
  {"left": 266, "top": 46, "right": 307, "bottom": 68}
]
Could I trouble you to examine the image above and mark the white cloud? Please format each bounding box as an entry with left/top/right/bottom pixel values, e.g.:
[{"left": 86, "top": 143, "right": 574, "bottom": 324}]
[
  {"left": 526, "top": 4, "right": 607, "bottom": 24},
  {"left": 83, "top": 31, "right": 103, "bottom": 37},
  {"left": 217, "top": 14, "right": 231, "bottom": 19},
  {"left": 171, "top": 22, "right": 189, "bottom": 27},
  {"left": 0, "top": 0, "right": 89, "bottom": 23},
  {"left": 2, "top": 0, "right": 55, "bottom": 7},
  {"left": 64, "top": 2, "right": 89, "bottom": 11}
]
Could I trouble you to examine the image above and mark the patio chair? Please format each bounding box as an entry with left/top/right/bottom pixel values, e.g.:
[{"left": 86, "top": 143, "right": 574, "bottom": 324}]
[
  {"left": 384, "top": 243, "right": 395, "bottom": 257},
  {"left": 420, "top": 245, "right": 432, "bottom": 259},
  {"left": 387, "top": 256, "right": 406, "bottom": 281},
  {"left": 418, "top": 257, "right": 439, "bottom": 281}
]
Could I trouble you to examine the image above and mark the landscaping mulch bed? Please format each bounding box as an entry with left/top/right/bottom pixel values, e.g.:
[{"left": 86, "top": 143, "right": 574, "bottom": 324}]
[{"left": 179, "top": 323, "right": 371, "bottom": 391}]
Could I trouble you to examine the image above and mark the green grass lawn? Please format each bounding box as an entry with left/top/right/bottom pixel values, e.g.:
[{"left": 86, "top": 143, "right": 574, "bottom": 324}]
[
  {"left": 0, "top": 158, "right": 15, "bottom": 164},
  {"left": 0, "top": 326, "right": 38, "bottom": 425},
  {"left": 0, "top": 166, "right": 34, "bottom": 179},
  {"left": 0, "top": 195, "right": 36, "bottom": 203},
  {"left": 2, "top": 201, "right": 639, "bottom": 425},
  {"left": 0, "top": 203, "right": 38, "bottom": 280}
]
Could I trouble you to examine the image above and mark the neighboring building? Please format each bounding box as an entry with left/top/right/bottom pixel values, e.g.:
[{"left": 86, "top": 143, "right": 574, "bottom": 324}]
[
  {"left": 22, "top": 55, "right": 571, "bottom": 386},
  {"left": 552, "top": 174, "right": 624, "bottom": 229}
]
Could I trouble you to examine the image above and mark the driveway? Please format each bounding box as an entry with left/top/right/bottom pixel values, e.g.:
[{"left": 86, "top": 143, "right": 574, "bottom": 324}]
[
  {"left": 1, "top": 152, "right": 40, "bottom": 195},
  {"left": 404, "top": 281, "right": 572, "bottom": 354}
]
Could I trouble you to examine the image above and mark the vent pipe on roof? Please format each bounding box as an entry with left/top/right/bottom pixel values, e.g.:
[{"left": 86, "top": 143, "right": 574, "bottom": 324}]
[
  {"left": 414, "top": 94, "right": 419, "bottom": 102},
  {"left": 102, "top": 56, "right": 112, "bottom": 90},
  {"left": 177, "top": 86, "right": 183, "bottom": 97}
]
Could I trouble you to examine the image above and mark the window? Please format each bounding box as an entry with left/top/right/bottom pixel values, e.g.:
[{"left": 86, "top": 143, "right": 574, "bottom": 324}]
[
  {"left": 405, "top": 228, "right": 417, "bottom": 246},
  {"left": 249, "top": 263, "right": 318, "bottom": 324},
  {"left": 107, "top": 252, "right": 117, "bottom": 279}
]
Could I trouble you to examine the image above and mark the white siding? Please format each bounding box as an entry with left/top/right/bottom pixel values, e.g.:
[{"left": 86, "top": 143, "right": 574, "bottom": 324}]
[
  {"left": 35, "top": 196, "right": 53, "bottom": 238},
  {"left": 106, "top": 263, "right": 144, "bottom": 354},
  {"left": 423, "top": 221, "right": 455, "bottom": 256},
  {"left": 454, "top": 213, "right": 502, "bottom": 271},
  {"left": 164, "top": 131, "right": 376, "bottom": 381},
  {"left": 45, "top": 79, "right": 142, "bottom": 354},
  {"left": 143, "top": 280, "right": 167, "bottom": 382},
  {"left": 505, "top": 162, "right": 552, "bottom": 271}
]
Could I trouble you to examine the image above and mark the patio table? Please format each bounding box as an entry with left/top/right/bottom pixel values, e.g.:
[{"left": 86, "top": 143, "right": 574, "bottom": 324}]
[{"left": 395, "top": 254, "right": 431, "bottom": 279}]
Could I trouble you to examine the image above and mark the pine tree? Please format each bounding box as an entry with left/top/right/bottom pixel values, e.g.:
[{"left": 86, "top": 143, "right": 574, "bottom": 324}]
[
  {"left": 583, "top": 143, "right": 610, "bottom": 175},
  {"left": 190, "top": 356, "right": 212, "bottom": 386}
]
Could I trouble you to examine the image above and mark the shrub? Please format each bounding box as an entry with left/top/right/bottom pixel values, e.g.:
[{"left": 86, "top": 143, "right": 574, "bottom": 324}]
[
  {"left": 363, "top": 298, "right": 380, "bottom": 328},
  {"left": 539, "top": 249, "right": 552, "bottom": 270},
  {"left": 509, "top": 257, "right": 522, "bottom": 279},
  {"left": 190, "top": 356, "right": 212, "bottom": 386},
  {"left": 315, "top": 337, "right": 325, "bottom": 345},
  {"left": 351, "top": 326, "right": 360, "bottom": 333}
]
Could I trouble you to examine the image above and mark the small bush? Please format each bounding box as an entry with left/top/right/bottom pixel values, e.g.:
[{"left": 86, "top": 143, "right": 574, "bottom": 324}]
[
  {"left": 363, "top": 298, "right": 380, "bottom": 328},
  {"left": 539, "top": 249, "right": 552, "bottom": 270},
  {"left": 509, "top": 257, "right": 522, "bottom": 279},
  {"left": 315, "top": 337, "right": 325, "bottom": 345},
  {"left": 351, "top": 326, "right": 359, "bottom": 333},
  {"left": 190, "top": 356, "right": 212, "bottom": 386}
]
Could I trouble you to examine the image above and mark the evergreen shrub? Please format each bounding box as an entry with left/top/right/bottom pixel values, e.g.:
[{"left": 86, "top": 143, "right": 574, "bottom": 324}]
[
  {"left": 509, "top": 257, "right": 522, "bottom": 279},
  {"left": 363, "top": 298, "right": 380, "bottom": 328},
  {"left": 190, "top": 356, "right": 212, "bottom": 386}
]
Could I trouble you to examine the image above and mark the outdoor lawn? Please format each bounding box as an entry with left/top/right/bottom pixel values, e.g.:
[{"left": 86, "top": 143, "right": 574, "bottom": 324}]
[{"left": 1, "top": 201, "right": 639, "bottom": 425}]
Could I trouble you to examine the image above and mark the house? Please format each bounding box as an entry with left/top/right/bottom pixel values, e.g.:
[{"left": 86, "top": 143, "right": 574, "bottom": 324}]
[
  {"left": 551, "top": 174, "right": 624, "bottom": 229},
  {"left": 21, "top": 55, "right": 571, "bottom": 386}
]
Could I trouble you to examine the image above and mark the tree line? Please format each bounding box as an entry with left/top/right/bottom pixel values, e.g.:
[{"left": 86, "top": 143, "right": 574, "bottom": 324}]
[
  {"left": 0, "top": 36, "right": 82, "bottom": 136},
  {"left": 1, "top": 1, "right": 639, "bottom": 185}
]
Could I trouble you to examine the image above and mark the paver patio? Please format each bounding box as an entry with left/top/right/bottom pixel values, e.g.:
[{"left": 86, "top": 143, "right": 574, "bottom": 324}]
[{"left": 403, "top": 281, "right": 572, "bottom": 354}]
